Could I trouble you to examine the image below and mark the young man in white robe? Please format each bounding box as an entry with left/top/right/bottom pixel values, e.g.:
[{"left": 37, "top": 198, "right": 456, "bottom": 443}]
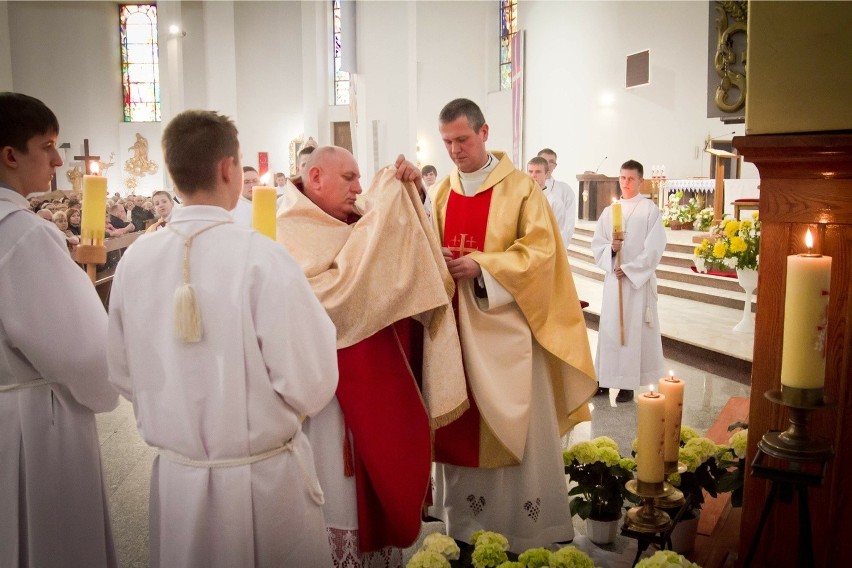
[
  {"left": 107, "top": 110, "right": 339, "bottom": 567},
  {"left": 591, "top": 159, "right": 667, "bottom": 402},
  {"left": 0, "top": 91, "right": 119, "bottom": 568},
  {"left": 428, "top": 98, "right": 597, "bottom": 552},
  {"left": 537, "top": 148, "right": 576, "bottom": 247}
]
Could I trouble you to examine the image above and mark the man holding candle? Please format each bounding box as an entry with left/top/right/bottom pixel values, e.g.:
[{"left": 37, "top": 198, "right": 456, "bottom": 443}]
[
  {"left": 276, "top": 145, "right": 467, "bottom": 567},
  {"left": 591, "top": 159, "right": 667, "bottom": 403},
  {"left": 107, "top": 110, "right": 339, "bottom": 567},
  {"left": 1, "top": 92, "right": 119, "bottom": 567},
  {"left": 428, "top": 98, "right": 596, "bottom": 552}
]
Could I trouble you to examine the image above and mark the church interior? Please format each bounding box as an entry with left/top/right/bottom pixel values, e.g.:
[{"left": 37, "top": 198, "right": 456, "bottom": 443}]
[{"left": 2, "top": 1, "right": 851, "bottom": 567}]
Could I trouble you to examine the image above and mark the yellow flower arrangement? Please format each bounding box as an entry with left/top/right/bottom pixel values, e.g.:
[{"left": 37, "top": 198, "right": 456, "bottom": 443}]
[{"left": 695, "top": 214, "right": 761, "bottom": 271}]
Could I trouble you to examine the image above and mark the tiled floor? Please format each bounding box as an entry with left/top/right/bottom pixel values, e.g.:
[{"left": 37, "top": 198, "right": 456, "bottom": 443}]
[{"left": 95, "top": 258, "right": 753, "bottom": 566}]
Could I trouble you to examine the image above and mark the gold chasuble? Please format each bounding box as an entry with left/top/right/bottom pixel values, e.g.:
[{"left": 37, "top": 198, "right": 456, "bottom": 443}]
[{"left": 431, "top": 151, "right": 596, "bottom": 468}]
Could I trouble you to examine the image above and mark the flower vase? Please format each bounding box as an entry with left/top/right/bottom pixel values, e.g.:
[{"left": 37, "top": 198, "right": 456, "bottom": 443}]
[
  {"left": 694, "top": 257, "right": 706, "bottom": 273},
  {"left": 586, "top": 517, "right": 619, "bottom": 545},
  {"left": 733, "top": 268, "right": 758, "bottom": 333},
  {"left": 670, "top": 510, "right": 701, "bottom": 553}
]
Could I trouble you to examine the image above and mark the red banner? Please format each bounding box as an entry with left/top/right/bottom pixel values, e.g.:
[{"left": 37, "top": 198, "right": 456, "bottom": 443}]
[{"left": 258, "top": 152, "right": 269, "bottom": 178}]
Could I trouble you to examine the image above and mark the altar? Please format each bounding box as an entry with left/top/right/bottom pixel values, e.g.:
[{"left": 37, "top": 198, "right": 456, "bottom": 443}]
[{"left": 662, "top": 178, "right": 760, "bottom": 217}]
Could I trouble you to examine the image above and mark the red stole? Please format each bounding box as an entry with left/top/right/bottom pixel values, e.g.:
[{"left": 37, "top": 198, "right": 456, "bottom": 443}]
[
  {"left": 335, "top": 319, "right": 431, "bottom": 552},
  {"left": 433, "top": 188, "right": 493, "bottom": 467}
]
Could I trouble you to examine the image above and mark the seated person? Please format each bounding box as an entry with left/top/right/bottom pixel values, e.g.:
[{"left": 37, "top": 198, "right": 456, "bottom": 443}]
[
  {"left": 108, "top": 203, "right": 138, "bottom": 235},
  {"left": 67, "top": 208, "right": 82, "bottom": 236},
  {"left": 146, "top": 190, "right": 175, "bottom": 233},
  {"left": 52, "top": 210, "right": 80, "bottom": 246}
]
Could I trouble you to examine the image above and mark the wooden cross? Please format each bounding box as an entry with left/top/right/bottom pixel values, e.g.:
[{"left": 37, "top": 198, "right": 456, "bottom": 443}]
[
  {"left": 448, "top": 233, "right": 478, "bottom": 258},
  {"left": 73, "top": 139, "right": 101, "bottom": 174}
]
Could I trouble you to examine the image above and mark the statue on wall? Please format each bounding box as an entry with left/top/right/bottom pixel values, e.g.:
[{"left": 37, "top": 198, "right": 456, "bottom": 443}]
[
  {"left": 713, "top": 1, "right": 747, "bottom": 114},
  {"left": 97, "top": 152, "right": 116, "bottom": 176},
  {"left": 66, "top": 166, "right": 84, "bottom": 192},
  {"left": 124, "top": 133, "right": 159, "bottom": 177}
]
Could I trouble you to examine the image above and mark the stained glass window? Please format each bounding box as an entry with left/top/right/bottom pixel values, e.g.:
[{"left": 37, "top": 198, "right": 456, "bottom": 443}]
[
  {"left": 499, "top": 0, "right": 518, "bottom": 91},
  {"left": 332, "top": 0, "right": 350, "bottom": 105},
  {"left": 120, "top": 4, "right": 160, "bottom": 122}
]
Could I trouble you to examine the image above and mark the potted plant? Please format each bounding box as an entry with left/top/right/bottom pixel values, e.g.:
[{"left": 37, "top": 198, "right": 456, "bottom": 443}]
[
  {"left": 635, "top": 550, "right": 702, "bottom": 567},
  {"left": 658, "top": 426, "right": 734, "bottom": 553},
  {"left": 563, "top": 437, "right": 640, "bottom": 544},
  {"left": 692, "top": 207, "right": 715, "bottom": 231},
  {"left": 717, "top": 422, "right": 749, "bottom": 507}
]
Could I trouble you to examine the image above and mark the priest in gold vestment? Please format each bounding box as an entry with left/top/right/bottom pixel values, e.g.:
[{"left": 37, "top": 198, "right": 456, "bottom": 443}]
[{"left": 429, "top": 98, "right": 597, "bottom": 551}]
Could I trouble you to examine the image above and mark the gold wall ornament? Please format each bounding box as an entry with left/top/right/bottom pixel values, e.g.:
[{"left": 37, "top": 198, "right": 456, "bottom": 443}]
[
  {"left": 66, "top": 166, "right": 84, "bottom": 192},
  {"left": 714, "top": 1, "right": 748, "bottom": 114},
  {"left": 97, "top": 152, "right": 116, "bottom": 175},
  {"left": 124, "top": 133, "right": 159, "bottom": 177},
  {"left": 125, "top": 176, "right": 138, "bottom": 190}
]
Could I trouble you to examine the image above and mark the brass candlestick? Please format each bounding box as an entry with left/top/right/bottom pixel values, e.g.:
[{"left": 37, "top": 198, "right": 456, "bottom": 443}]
[
  {"left": 624, "top": 479, "right": 675, "bottom": 533},
  {"left": 758, "top": 387, "right": 834, "bottom": 461},
  {"left": 655, "top": 462, "right": 687, "bottom": 508}
]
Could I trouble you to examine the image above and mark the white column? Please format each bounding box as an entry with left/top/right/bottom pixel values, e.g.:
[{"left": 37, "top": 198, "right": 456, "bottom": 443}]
[
  {"left": 0, "top": 1, "right": 13, "bottom": 91},
  {"left": 203, "top": 0, "right": 238, "bottom": 120}
]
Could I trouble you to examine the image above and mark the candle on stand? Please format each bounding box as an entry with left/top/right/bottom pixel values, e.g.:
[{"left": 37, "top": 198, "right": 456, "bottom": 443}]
[
  {"left": 636, "top": 385, "right": 666, "bottom": 484},
  {"left": 80, "top": 162, "right": 107, "bottom": 245},
  {"left": 251, "top": 173, "right": 277, "bottom": 240},
  {"left": 780, "top": 229, "right": 832, "bottom": 390},
  {"left": 612, "top": 198, "right": 622, "bottom": 233},
  {"left": 658, "top": 371, "right": 685, "bottom": 465}
]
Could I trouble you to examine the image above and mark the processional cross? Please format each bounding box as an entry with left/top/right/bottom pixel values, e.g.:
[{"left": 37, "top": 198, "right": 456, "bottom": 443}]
[
  {"left": 73, "top": 139, "right": 101, "bottom": 174},
  {"left": 448, "top": 233, "right": 478, "bottom": 258}
]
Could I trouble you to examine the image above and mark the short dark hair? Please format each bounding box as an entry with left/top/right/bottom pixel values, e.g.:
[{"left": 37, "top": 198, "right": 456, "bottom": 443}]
[
  {"left": 527, "top": 156, "right": 549, "bottom": 172},
  {"left": 298, "top": 145, "right": 316, "bottom": 159},
  {"left": 537, "top": 148, "right": 557, "bottom": 159},
  {"left": 421, "top": 165, "right": 437, "bottom": 177},
  {"left": 0, "top": 92, "right": 60, "bottom": 152},
  {"left": 620, "top": 159, "right": 644, "bottom": 177},
  {"left": 439, "top": 98, "right": 486, "bottom": 132},
  {"left": 162, "top": 110, "right": 240, "bottom": 195},
  {"left": 242, "top": 166, "right": 257, "bottom": 174}
]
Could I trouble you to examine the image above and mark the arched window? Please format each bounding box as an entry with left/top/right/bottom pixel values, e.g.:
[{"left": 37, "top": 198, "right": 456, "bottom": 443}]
[
  {"left": 332, "top": 0, "right": 350, "bottom": 105},
  {"left": 500, "top": 0, "right": 518, "bottom": 91},
  {"left": 120, "top": 4, "right": 160, "bottom": 122}
]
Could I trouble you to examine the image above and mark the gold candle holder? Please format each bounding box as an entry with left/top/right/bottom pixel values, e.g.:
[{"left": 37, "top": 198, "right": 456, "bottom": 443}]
[
  {"left": 624, "top": 479, "right": 675, "bottom": 533},
  {"left": 655, "top": 462, "right": 687, "bottom": 509},
  {"left": 758, "top": 387, "right": 834, "bottom": 462}
]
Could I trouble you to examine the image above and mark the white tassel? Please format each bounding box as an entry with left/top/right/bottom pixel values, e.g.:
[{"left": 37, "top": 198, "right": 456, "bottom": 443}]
[
  {"left": 645, "top": 304, "right": 653, "bottom": 325},
  {"left": 175, "top": 283, "right": 203, "bottom": 342}
]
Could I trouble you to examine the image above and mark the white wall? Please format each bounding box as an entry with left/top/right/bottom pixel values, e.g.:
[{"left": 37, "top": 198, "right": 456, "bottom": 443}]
[
  {"left": 0, "top": 1, "right": 13, "bottom": 91},
  {"left": 7, "top": 1, "right": 132, "bottom": 192},
  {"left": 519, "top": 1, "right": 757, "bottom": 184}
]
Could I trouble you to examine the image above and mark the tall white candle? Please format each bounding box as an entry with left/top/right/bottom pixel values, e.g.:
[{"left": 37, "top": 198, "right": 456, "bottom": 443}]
[
  {"left": 637, "top": 386, "right": 666, "bottom": 484},
  {"left": 780, "top": 229, "right": 831, "bottom": 389},
  {"left": 659, "top": 371, "right": 684, "bottom": 463}
]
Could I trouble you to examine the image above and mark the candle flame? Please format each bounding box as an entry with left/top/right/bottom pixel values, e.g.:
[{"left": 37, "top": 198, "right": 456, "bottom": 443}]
[
  {"left": 90, "top": 162, "right": 99, "bottom": 175},
  {"left": 805, "top": 228, "right": 814, "bottom": 250},
  {"left": 612, "top": 197, "right": 617, "bottom": 204},
  {"left": 669, "top": 370, "right": 674, "bottom": 378},
  {"left": 260, "top": 172, "right": 271, "bottom": 185},
  {"left": 649, "top": 384, "right": 656, "bottom": 394}
]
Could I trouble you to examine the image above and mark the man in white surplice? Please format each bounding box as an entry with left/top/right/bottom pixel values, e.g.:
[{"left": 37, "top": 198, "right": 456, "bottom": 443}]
[
  {"left": 591, "top": 159, "right": 666, "bottom": 403},
  {"left": 1, "top": 92, "right": 119, "bottom": 568},
  {"left": 108, "top": 110, "right": 338, "bottom": 567},
  {"left": 537, "top": 148, "right": 576, "bottom": 247}
]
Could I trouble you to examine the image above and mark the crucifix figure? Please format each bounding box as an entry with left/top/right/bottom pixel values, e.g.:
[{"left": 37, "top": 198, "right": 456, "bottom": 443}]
[
  {"left": 448, "top": 233, "right": 478, "bottom": 258},
  {"left": 73, "top": 139, "right": 101, "bottom": 175}
]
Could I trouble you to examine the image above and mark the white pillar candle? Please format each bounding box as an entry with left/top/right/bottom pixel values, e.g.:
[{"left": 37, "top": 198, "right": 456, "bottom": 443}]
[
  {"left": 781, "top": 230, "right": 831, "bottom": 389},
  {"left": 658, "top": 371, "right": 685, "bottom": 463},
  {"left": 637, "top": 386, "right": 666, "bottom": 484}
]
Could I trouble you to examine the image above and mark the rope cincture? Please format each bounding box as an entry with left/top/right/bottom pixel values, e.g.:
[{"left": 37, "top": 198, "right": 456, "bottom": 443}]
[{"left": 167, "top": 221, "right": 231, "bottom": 343}]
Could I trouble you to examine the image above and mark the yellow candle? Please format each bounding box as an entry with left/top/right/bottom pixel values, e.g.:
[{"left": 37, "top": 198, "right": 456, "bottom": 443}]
[
  {"left": 251, "top": 186, "right": 277, "bottom": 240},
  {"left": 781, "top": 230, "right": 831, "bottom": 389},
  {"left": 80, "top": 166, "right": 107, "bottom": 245},
  {"left": 637, "top": 387, "right": 666, "bottom": 484},
  {"left": 658, "top": 371, "right": 684, "bottom": 463},
  {"left": 612, "top": 199, "right": 622, "bottom": 233}
]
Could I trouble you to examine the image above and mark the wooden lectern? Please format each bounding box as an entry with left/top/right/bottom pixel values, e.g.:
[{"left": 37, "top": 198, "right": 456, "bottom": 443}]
[
  {"left": 705, "top": 147, "right": 738, "bottom": 223},
  {"left": 576, "top": 173, "right": 619, "bottom": 221}
]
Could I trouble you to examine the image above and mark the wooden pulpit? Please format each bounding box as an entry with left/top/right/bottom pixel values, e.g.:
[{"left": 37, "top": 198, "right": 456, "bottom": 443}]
[
  {"left": 576, "top": 173, "right": 619, "bottom": 221},
  {"left": 705, "top": 147, "right": 738, "bottom": 223}
]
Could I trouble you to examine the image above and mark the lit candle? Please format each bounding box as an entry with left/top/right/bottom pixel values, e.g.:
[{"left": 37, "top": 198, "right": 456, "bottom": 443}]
[
  {"left": 251, "top": 173, "right": 277, "bottom": 240},
  {"left": 612, "top": 198, "right": 622, "bottom": 233},
  {"left": 80, "top": 162, "right": 107, "bottom": 245},
  {"left": 780, "top": 229, "right": 831, "bottom": 389},
  {"left": 658, "top": 371, "right": 684, "bottom": 463},
  {"left": 636, "top": 385, "right": 666, "bottom": 484}
]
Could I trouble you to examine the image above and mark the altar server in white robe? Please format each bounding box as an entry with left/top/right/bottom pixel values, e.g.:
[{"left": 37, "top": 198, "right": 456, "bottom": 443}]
[
  {"left": 1, "top": 92, "right": 118, "bottom": 568},
  {"left": 591, "top": 159, "right": 666, "bottom": 402},
  {"left": 108, "top": 110, "right": 338, "bottom": 568}
]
